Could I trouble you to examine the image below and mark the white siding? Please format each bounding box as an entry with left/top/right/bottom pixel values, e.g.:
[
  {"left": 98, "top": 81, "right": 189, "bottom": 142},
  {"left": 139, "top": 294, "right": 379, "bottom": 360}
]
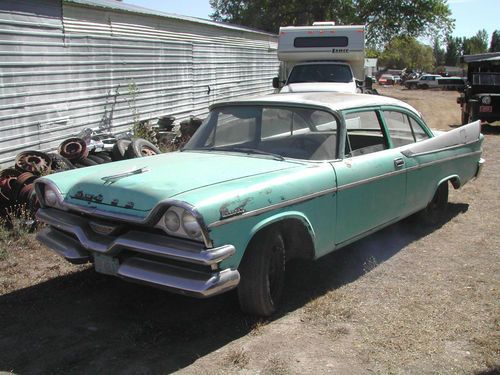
[{"left": 0, "top": 0, "right": 279, "bottom": 167}]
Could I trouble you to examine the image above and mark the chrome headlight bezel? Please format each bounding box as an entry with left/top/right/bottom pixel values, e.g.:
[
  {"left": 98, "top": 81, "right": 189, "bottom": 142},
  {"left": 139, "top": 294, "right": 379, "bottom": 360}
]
[
  {"left": 35, "top": 180, "right": 66, "bottom": 210},
  {"left": 156, "top": 205, "right": 205, "bottom": 243},
  {"left": 481, "top": 96, "right": 492, "bottom": 105}
]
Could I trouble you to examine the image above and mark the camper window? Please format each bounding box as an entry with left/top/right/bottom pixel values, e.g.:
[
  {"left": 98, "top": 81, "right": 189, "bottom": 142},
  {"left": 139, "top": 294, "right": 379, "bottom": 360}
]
[{"left": 293, "top": 36, "right": 348, "bottom": 48}]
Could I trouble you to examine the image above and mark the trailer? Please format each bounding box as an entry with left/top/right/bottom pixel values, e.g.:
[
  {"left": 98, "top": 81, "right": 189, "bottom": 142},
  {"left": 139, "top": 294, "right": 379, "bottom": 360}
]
[{"left": 272, "top": 23, "right": 368, "bottom": 94}]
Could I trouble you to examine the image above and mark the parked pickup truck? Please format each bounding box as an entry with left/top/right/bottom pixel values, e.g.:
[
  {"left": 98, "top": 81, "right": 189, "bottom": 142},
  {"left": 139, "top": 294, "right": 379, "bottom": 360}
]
[
  {"left": 405, "top": 74, "right": 465, "bottom": 90},
  {"left": 457, "top": 52, "right": 500, "bottom": 124}
]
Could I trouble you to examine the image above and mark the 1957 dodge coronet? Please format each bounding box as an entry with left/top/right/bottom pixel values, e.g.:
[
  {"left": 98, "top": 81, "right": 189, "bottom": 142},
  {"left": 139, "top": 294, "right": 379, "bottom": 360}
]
[{"left": 35, "top": 92, "right": 484, "bottom": 316}]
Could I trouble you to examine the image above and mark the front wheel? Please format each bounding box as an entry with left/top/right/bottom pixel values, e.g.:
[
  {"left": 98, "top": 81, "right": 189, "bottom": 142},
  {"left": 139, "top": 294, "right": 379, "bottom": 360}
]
[{"left": 237, "top": 228, "right": 286, "bottom": 316}]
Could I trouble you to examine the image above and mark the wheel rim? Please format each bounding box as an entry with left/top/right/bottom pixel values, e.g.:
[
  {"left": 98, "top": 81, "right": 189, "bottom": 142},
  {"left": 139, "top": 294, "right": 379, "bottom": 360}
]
[{"left": 15, "top": 151, "right": 52, "bottom": 175}]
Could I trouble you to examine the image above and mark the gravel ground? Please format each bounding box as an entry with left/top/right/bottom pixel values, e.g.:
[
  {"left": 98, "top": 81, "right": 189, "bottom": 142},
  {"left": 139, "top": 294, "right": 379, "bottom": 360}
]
[{"left": 0, "top": 87, "right": 498, "bottom": 375}]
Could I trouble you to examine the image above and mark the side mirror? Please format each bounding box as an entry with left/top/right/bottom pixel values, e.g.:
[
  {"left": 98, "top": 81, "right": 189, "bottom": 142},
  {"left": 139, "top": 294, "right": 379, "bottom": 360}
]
[{"left": 272, "top": 77, "right": 281, "bottom": 89}]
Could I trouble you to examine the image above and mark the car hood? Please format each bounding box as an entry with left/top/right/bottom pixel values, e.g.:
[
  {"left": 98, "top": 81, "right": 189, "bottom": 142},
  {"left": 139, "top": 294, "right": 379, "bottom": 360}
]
[
  {"left": 280, "top": 82, "right": 356, "bottom": 94},
  {"left": 46, "top": 151, "right": 304, "bottom": 215}
]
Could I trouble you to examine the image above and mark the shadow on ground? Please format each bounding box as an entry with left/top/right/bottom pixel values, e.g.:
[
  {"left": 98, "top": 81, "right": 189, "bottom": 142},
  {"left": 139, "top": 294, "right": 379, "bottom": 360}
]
[{"left": 0, "top": 203, "right": 468, "bottom": 374}]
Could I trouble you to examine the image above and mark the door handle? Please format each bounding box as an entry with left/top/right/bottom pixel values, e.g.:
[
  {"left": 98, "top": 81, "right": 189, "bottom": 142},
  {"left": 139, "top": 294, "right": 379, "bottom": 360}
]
[{"left": 394, "top": 157, "right": 405, "bottom": 168}]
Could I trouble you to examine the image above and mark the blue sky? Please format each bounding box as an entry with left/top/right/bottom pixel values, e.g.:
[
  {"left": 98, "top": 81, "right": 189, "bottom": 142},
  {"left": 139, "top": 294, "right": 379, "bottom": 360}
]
[{"left": 125, "top": 0, "right": 499, "bottom": 41}]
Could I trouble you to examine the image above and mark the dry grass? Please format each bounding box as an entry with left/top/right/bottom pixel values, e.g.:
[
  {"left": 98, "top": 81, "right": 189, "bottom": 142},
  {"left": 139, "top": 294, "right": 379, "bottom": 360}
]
[
  {"left": 223, "top": 347, "right": 250, "bottom": 369},
  {"left": 262, "top": 357, "right": 290, "bottom": 375}
]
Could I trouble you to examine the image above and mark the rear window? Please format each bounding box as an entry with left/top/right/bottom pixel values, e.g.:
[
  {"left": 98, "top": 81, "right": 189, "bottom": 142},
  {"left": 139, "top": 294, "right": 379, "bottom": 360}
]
[{"left": 294, "top": 36, "right": 348, "bottom": 48}]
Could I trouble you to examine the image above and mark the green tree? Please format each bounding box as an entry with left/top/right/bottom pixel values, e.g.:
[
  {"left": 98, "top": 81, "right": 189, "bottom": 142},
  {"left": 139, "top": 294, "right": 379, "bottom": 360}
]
[
  {"left": 378, "top": 36, "right": 434, "bottom": 71},
  {"left": 444, "top": 35, "right": 461, "bottom": 66},
  {"left": 433, "top": 38, "right": 445, "bottom": 67},
  {"left": 489, "top": 30, "right": 500, "bottom": 52},
  {"left": 210, "top": 0, "right": 454, "bottom": 45},
  {"left": 462, "top": 29, "right": 488, "bottom": 55}
]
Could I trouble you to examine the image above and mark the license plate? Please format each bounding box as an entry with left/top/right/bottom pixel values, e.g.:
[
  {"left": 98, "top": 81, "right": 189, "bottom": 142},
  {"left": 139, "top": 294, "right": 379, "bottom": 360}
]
[
  {"left": 479, "top": 105, "right": 492, "bottom": 113},
  {"left": 94, "top": 253, "right": 119, "bottom": 275}
]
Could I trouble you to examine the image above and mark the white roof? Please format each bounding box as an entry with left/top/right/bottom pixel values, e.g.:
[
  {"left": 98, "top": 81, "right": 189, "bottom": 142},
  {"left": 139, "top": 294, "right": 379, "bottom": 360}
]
[{"left": 212, "top": 92, "right": 421, "bottom": 116}]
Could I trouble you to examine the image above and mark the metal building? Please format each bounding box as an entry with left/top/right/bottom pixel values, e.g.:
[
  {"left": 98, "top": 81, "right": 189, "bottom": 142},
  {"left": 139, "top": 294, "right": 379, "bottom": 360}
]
[{"left": 0, "top": 0, "right": 279, "bottom": 167}]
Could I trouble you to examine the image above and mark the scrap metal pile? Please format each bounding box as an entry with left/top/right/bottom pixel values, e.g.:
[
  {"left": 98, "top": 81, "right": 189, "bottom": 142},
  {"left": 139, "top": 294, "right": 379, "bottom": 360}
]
[
  {"left": 0, "top": 116, "right": 203, "bottom": 218},
  {"left": 0, "top": 132, "right": 161, "bottom": 217}
]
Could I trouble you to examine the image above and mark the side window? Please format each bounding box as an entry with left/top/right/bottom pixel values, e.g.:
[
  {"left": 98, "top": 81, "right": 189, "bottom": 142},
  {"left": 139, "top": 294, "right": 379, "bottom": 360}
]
[
  {"left": 408, "top": 116, "right": 430, "bottom": 141},
  {"left": 383, "top": 110, "right": 430, "bottom": 147},
  {"left": 384, "top": 111, "right": 415, "bottom": 147},
  {"left": 261, "top": 108, "right": 308, "bottom": 139},
  {"left": 344, "top": 111, "right": 387, "bottom": 157}
]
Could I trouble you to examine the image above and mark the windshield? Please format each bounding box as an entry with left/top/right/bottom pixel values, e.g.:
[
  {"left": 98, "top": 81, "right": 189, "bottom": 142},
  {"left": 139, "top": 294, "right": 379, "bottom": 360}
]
[
  {"left": 184, "top": 105, "right": 339, "bottom": 161},
  {"left": 472, "top": 73, "right": 500, "bottom": 86},
  {"left": 287, "top": 64, "right": 353, "bottom": 84}
]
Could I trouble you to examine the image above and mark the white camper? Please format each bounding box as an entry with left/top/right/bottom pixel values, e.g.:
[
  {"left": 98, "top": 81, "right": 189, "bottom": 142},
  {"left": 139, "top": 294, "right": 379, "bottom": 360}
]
[{"left": 273, "top": 23, "right": 366, "bottom": 94}]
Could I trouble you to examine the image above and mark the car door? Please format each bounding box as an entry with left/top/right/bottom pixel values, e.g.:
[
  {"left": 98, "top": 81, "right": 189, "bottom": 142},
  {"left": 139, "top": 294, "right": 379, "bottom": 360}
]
[
  {"left": 332, "top": 108, "right": 407, "bottom": 246},
  {"left": 379, "top": 108, "right": 433, "bottom": 215}
]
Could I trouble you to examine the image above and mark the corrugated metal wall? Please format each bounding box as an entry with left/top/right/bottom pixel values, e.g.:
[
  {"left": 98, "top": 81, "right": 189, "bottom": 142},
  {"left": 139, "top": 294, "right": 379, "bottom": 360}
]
[{"left": 0, "top": 0, "right": 279, "bottom": 167}]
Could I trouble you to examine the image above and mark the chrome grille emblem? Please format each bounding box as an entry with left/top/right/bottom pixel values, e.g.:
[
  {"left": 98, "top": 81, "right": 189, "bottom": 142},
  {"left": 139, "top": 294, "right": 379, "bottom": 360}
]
[{"left": 89, "top": 221, "right": 121, "bottom": 235}]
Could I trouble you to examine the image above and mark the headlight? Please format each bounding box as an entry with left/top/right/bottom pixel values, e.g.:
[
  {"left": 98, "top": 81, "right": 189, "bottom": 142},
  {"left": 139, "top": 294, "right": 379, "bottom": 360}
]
[
  {"left": 157, "top": 205, "right": 203, "bottom": 242},
  {"left": 44, "top": 188, "right": 58, "bottom": 207},
  {"left": 481, "top": 96, "right": 491, "bottom": 105},
  {"left": 163, "top": 208, "right": 180, "bottom": 232},
  {"left": 182, "top": 210, "right": 202, "bottom": 239}
]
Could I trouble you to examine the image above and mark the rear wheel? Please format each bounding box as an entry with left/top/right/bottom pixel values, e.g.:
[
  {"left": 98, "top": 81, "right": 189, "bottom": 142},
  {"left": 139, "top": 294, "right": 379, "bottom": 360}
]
[
  {"left": 237, "top": 228, "right": 286, "bottom": 316},
  {"left": 419, "top": 182, "right": 449, "bottom": 225}
]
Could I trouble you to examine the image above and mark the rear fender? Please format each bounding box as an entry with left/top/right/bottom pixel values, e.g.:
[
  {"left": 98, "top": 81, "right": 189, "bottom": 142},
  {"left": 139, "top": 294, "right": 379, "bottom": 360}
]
[{"left": 438, "top": 175, "right": 461, "bottom": 189}]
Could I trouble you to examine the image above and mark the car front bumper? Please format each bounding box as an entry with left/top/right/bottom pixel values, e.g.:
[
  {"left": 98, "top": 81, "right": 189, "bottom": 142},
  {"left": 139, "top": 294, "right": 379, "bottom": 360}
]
[{"left": 36, "top": 208, "right": 240, "bottom": 298}]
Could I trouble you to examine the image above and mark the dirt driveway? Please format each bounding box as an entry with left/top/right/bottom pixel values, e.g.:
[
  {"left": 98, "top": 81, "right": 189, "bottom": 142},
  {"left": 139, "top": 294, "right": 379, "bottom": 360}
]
[{"left": 0, "top": 87, "right": 498, "bottom": 375}]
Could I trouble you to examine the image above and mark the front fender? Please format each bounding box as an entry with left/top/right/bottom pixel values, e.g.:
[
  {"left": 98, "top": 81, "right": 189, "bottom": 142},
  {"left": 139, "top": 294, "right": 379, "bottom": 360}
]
[{"left": 248, "top": 210, "right": 316, "bottom": 241}]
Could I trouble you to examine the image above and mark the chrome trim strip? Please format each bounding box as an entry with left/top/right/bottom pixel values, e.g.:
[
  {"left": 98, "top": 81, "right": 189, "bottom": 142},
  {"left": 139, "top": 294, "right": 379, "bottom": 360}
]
[
  {"left": 34, "top": 179, "right": 213, "bottom": 248},
  {"left": 336, "top": 168, "right": 406, "bottom": 192},
  {"left": 117, "top": 258, "right": 240, "bottom": 298},
  {"left": 402, "top": 140, "right": 481, "bottom": 157},
  {"left": 405, "top": 150, "right": 483, "bottom": 172},
  {"left": 207, "top": 186, "right": 338, "bottom": 228},
  {"left": 36, "top": 208, "right": 234, "bottom": 266},
  {"left": 208, "top": 150, "right": 482, "bottom": 228}
]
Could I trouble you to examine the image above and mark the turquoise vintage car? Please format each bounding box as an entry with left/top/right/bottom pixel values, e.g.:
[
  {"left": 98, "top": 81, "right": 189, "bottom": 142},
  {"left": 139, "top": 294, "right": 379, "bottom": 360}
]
[{"left": 35, "top": 92, "right": 484, "bottom": 316}]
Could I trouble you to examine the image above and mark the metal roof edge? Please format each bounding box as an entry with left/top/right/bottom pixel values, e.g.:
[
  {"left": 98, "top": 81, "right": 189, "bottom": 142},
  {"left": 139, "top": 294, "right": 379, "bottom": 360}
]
[
  {"left": 461, "top": 52, "right": 500, "bottom": 64},
  {"left": 63, "top": 0, "right": 277, "bottom": 37}
]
